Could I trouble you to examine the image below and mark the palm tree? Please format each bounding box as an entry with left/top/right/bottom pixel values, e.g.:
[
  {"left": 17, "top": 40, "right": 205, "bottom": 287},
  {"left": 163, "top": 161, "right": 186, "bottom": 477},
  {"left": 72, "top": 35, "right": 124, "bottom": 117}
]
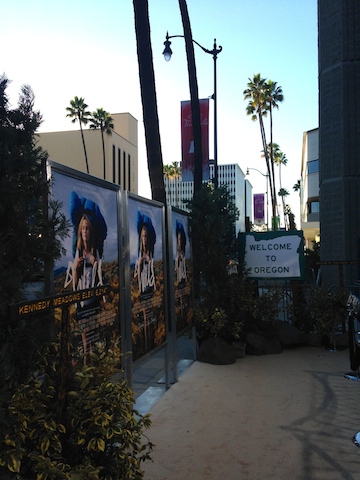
[
  {"left": 293, "top": 179, "right": 301, "bottom": 192},
  {"left": 133, "top": 0, "right": 165, "bottom": 203},
  {"left": 278, "top": 187, "right": 290, "bottom": 229},
  {"left": 265, "top": 80, "right": 284, "bottom": 211},
  {"left": 244, "top": 74, "right": 276, "bottom": 225},
  {"left": 244, "top": 76, "right": 284, "bottom": 230},
  {"left": 293, "top": 179, "right": 301, "bottom": 229},
  {"left": 90, "top": 108, "right": 114, "bottom": 180},
  {"left": 170, "top": 161, "right": 182, "bottom": 207},
  {"left": 284, "top": 203, "right": 296, "bottom": 230},
  {"left": 66, "top": 96, "right": 91, "bottom": 174},
  {"left": 272, "top": 144, "right": 288, "bottom": 226}
]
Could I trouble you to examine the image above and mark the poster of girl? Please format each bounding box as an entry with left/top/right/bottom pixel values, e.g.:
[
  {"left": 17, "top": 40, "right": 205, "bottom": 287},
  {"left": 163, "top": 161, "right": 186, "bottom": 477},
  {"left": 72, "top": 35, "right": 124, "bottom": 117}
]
[
  {"left": 51, "top": 169, "right": 119, "bottom": 360},
  {"left": 175, "top": 220, "right": 187, "bottom": 286},
  {"left": 134, "top": 211, "right": 156, "bottom": 297},
  {"left": 128, "top": 197, "right": 165, "bottom": 360},
  {"left": 172, "top": 211, "right": 193, "bottom": 334}
]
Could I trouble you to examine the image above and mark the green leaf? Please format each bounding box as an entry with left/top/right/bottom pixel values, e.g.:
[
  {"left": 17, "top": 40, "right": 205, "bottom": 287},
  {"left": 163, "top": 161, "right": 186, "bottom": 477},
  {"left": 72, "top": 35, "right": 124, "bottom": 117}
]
[
  {"left": 97, "top": 439, "right": 105, "bottom": 451},
  {"left": 40, "top": 437, "right": 50, "bottom": 455},
  {"left": 68, "top": 390, "right": 80, "bottom": 398},
  {"left": 4, "top": 438, "right": 16, "bottom": 447},
  {"left": 58, "top": 423, "right": 66, "bottom": 433},
  {"left": 8, "top": 455, "right": 21, "bottom": 473}
]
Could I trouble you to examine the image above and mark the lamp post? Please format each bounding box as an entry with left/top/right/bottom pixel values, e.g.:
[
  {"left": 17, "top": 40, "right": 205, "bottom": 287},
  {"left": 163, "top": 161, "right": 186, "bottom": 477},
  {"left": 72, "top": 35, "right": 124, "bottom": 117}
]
[
  {"left": 246, "top": 167, "right": 269, "bottom": 230},
  {"left": 163, "top": 32, "right": 222, "bottom": 188}
]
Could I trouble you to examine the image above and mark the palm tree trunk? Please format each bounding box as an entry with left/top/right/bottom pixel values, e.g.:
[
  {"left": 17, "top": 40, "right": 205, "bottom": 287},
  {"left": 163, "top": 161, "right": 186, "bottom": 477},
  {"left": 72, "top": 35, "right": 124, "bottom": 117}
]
[
  {"left": 80, "top": 124, "right": 89, "bottom": 174},
  {"left": 259, "top": 115, "right": 276, "bottom": 227},
  {"left": 269, "top": 105, "right": 277, "bottom": 229},
  {"left": 133, "top": 0, "right": 165, "bottom": 203},
  {"left": 178, "top": 0, "right": 203, "bottom": 196}
]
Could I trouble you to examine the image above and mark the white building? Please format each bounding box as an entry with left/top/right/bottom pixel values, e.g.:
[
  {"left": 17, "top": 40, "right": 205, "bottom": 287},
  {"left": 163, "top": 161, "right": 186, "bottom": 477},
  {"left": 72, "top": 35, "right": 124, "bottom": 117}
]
[
  {"left": 300, "top": 128, "right": 320, "bottom": 248},
  {"left": 164, "top": 163, "right": 251, "bottom": 234}
]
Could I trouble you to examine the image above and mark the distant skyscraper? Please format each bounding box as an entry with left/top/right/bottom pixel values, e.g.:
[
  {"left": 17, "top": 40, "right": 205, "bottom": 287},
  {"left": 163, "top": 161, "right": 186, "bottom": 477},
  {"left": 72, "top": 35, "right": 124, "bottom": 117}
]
[{"left": 164, "top": 163, "right": 250, "bottom": 234}]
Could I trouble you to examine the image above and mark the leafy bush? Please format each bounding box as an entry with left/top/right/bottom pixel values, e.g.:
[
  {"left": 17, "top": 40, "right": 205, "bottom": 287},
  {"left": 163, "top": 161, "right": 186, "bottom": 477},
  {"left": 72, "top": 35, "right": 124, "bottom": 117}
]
[
  {"left": 0, "top": 337, "right": 153, "bottom": 479},
  {"left": 189, "top": 185, "right": 285, "bottom": 344},
  {"left": 0, "top": 75, "right": 69, "bottom": 432},
  {"left": 188, "top": 184, "right": 239, "bottom": 307},
  {"left": 307, "top": 287, "right": 348, "bottom": 337}
]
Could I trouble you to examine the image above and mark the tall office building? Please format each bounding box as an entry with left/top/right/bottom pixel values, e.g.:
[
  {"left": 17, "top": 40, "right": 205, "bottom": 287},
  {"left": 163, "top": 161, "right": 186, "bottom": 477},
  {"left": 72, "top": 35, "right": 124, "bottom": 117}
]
[
  {"left": 38, "top": 113, "right": 138, "bottom": 193},
  {"left": 164, "top": 163, "right": 250, "bottom": 234},
  {"left": 318, "top": 1, "right": 360, "bottom": 288}
]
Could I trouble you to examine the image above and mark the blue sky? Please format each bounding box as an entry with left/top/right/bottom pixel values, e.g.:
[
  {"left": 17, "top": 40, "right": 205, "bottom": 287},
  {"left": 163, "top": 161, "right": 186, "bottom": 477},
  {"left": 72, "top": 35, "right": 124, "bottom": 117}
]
[{"left": 2, "top": 0, "right": 318, "bottom": 223}]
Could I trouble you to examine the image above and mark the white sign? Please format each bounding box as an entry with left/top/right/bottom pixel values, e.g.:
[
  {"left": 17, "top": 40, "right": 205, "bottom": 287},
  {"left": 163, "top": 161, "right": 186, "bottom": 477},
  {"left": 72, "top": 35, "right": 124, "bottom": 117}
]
[{"left": 243, "top": 232, "right": 304, "bottom": 279}]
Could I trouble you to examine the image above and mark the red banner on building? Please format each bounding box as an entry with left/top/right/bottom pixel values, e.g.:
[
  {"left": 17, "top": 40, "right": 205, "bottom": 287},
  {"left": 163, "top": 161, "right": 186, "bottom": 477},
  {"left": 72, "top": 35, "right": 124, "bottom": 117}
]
[
  {"left": 181, "top": 99, "right": 209, "bottom": 182},
  {"left": 253, "top": 193, "right": 265, "bottom": 225}
]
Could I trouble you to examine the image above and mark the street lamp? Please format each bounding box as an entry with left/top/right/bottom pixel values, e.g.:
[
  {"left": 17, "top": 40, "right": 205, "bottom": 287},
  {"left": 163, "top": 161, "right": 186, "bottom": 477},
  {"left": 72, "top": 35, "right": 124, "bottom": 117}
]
[
  {"left": 246, "top": 167, "right": 269, "bottom": 230},
  {"left": 163, "top": 32, "right": 222, "bottom": 188}
]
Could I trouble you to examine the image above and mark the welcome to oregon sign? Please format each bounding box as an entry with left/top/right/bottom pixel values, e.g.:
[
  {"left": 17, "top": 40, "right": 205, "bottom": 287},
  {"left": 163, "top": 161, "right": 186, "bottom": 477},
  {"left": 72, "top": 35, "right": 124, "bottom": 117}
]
[{"left": 239, "top": 230, "right": 305, "bottom": 280}]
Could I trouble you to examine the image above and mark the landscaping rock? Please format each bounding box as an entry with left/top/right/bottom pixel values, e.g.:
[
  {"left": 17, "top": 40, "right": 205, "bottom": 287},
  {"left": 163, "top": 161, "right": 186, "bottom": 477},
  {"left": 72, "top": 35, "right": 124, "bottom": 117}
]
[
  {"left": 232, "top": 341, "right": 247, "bottom": 358},
  {"left": 274, "top": 321, "right": 307, "bottom": 346},
  {"left": 245, "top": 332, "right": 283, "bottom": 355},
  {"left": 197, "top": 337, "right": 237, "bottom": 365}
]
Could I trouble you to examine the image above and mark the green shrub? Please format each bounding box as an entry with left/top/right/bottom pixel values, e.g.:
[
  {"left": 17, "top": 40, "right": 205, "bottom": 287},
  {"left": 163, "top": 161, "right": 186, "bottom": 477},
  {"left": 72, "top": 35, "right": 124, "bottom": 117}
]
[
  {"left": 308, "top": 287, "right": 348, "bottom": 337},
  {"left": 0, "top": 337, "right": 153, "bottom": 479}
]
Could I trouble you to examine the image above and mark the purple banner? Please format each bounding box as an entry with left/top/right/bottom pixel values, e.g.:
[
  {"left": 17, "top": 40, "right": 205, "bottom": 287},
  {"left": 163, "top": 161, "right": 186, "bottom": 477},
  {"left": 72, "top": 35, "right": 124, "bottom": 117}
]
[{"left": 253, "top": 193, "right": 265, "bottom": 225}]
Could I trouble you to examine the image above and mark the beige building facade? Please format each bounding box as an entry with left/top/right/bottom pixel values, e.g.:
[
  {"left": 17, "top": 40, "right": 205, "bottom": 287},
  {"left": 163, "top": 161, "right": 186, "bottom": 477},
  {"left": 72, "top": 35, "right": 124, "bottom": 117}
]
[
  {"left": 38, "top": 113, "right": 138, "bottom": 193},
  {"left": 300, "top": 128, "right": 320, "bottom": 249}
]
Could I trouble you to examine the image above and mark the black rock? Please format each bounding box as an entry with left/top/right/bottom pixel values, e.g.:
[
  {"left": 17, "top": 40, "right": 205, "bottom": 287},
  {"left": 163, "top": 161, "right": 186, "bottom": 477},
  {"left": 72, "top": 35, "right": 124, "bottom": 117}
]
[
  {"left": 197, "top": 337, "right": 237, "bottom": 365},
  {"left": 274, "top": 321, "right": 307, "bottom": 346},
  {"left": 246, "top": 332, "right": 283, "bottom": 355}
]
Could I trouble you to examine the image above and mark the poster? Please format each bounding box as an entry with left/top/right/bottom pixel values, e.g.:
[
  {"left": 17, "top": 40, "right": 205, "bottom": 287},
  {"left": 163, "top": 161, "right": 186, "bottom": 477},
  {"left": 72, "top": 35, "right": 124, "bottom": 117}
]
[
  {"left": 181, "top": 98, "right": 210, "bottom": 182},
  {"left": 51, "top": 169, "right": 120, "bottom": 357},
  {"left": 172, "top": 210, "right": 193, "bottom": 333},
  {"left": 128, "top": 197, "right": 166, "bottom": 361}
]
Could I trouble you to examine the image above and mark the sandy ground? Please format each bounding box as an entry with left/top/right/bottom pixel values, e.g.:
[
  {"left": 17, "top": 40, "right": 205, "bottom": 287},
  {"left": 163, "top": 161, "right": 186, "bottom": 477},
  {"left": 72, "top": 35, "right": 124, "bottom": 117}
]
[{"left": 141, "top": 347, "right": 360, "bottom": 480}]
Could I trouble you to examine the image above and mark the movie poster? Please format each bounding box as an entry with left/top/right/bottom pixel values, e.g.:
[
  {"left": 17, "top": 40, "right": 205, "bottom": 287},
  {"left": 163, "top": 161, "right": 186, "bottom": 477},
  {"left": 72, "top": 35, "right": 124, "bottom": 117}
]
[
  {"left": 128, "top": 197, "right": 166, "bottom": 361},
  {"left": 172, "top": 210, "right": 193, "bottom": 334},
  {"left": 51, "top": 169, "right": 120, "bottom": 356}
]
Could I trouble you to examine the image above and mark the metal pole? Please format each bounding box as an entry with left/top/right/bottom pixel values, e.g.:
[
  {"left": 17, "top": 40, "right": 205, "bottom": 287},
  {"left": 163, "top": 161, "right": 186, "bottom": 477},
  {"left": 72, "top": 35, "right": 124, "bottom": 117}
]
[
  {"left": 266, "top": 174, "right": 269, "bottom": 230},
  {"left": 213, "top": 39, "right": 218, "bottom": 189}
]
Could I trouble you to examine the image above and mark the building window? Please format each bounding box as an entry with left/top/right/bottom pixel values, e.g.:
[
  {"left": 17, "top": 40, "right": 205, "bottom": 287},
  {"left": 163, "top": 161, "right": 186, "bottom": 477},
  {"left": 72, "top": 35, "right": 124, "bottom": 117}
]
[
  {"left": 308, "top": 201, "right": 320, "bottom": 214},
  {"left": 118, "top": 148, "right": 121, "bottom": 185},
  {"left": 123, "top": 151, "right": 126, "bottom": 190},
  {"left": 128, "top": 154, "right": 131, "bottom": 191},
  {"left": 308, "top": 159, "right": 319, "bottom": 174},
  {"left": 112, "top": 145, "right": 115, "bottom": 182}
]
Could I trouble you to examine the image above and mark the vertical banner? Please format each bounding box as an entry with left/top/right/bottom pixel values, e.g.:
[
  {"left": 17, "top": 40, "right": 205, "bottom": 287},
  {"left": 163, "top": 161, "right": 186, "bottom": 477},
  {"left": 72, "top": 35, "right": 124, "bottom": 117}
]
[
  {"left": 253, "top": 193, "right": 265, "bottom": 225},
  {"left": 127, "top": 197, "right": 166, "bottom": 361},
  {"left": 171, "top": 210, "right": 193, "bottom": 334},
  {"left": 51, "top": 168, "right": 120, "bottom": 356},
  {"left": 181, "top": 98, "right": 210, "bottom": 182}
]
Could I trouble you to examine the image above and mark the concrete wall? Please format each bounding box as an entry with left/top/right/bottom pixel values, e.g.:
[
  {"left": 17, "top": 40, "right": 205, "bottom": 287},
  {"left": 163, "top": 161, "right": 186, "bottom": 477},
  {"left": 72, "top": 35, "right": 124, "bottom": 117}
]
[{"left": 38, "top": 112, "right": 138, "bottom": 193}]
